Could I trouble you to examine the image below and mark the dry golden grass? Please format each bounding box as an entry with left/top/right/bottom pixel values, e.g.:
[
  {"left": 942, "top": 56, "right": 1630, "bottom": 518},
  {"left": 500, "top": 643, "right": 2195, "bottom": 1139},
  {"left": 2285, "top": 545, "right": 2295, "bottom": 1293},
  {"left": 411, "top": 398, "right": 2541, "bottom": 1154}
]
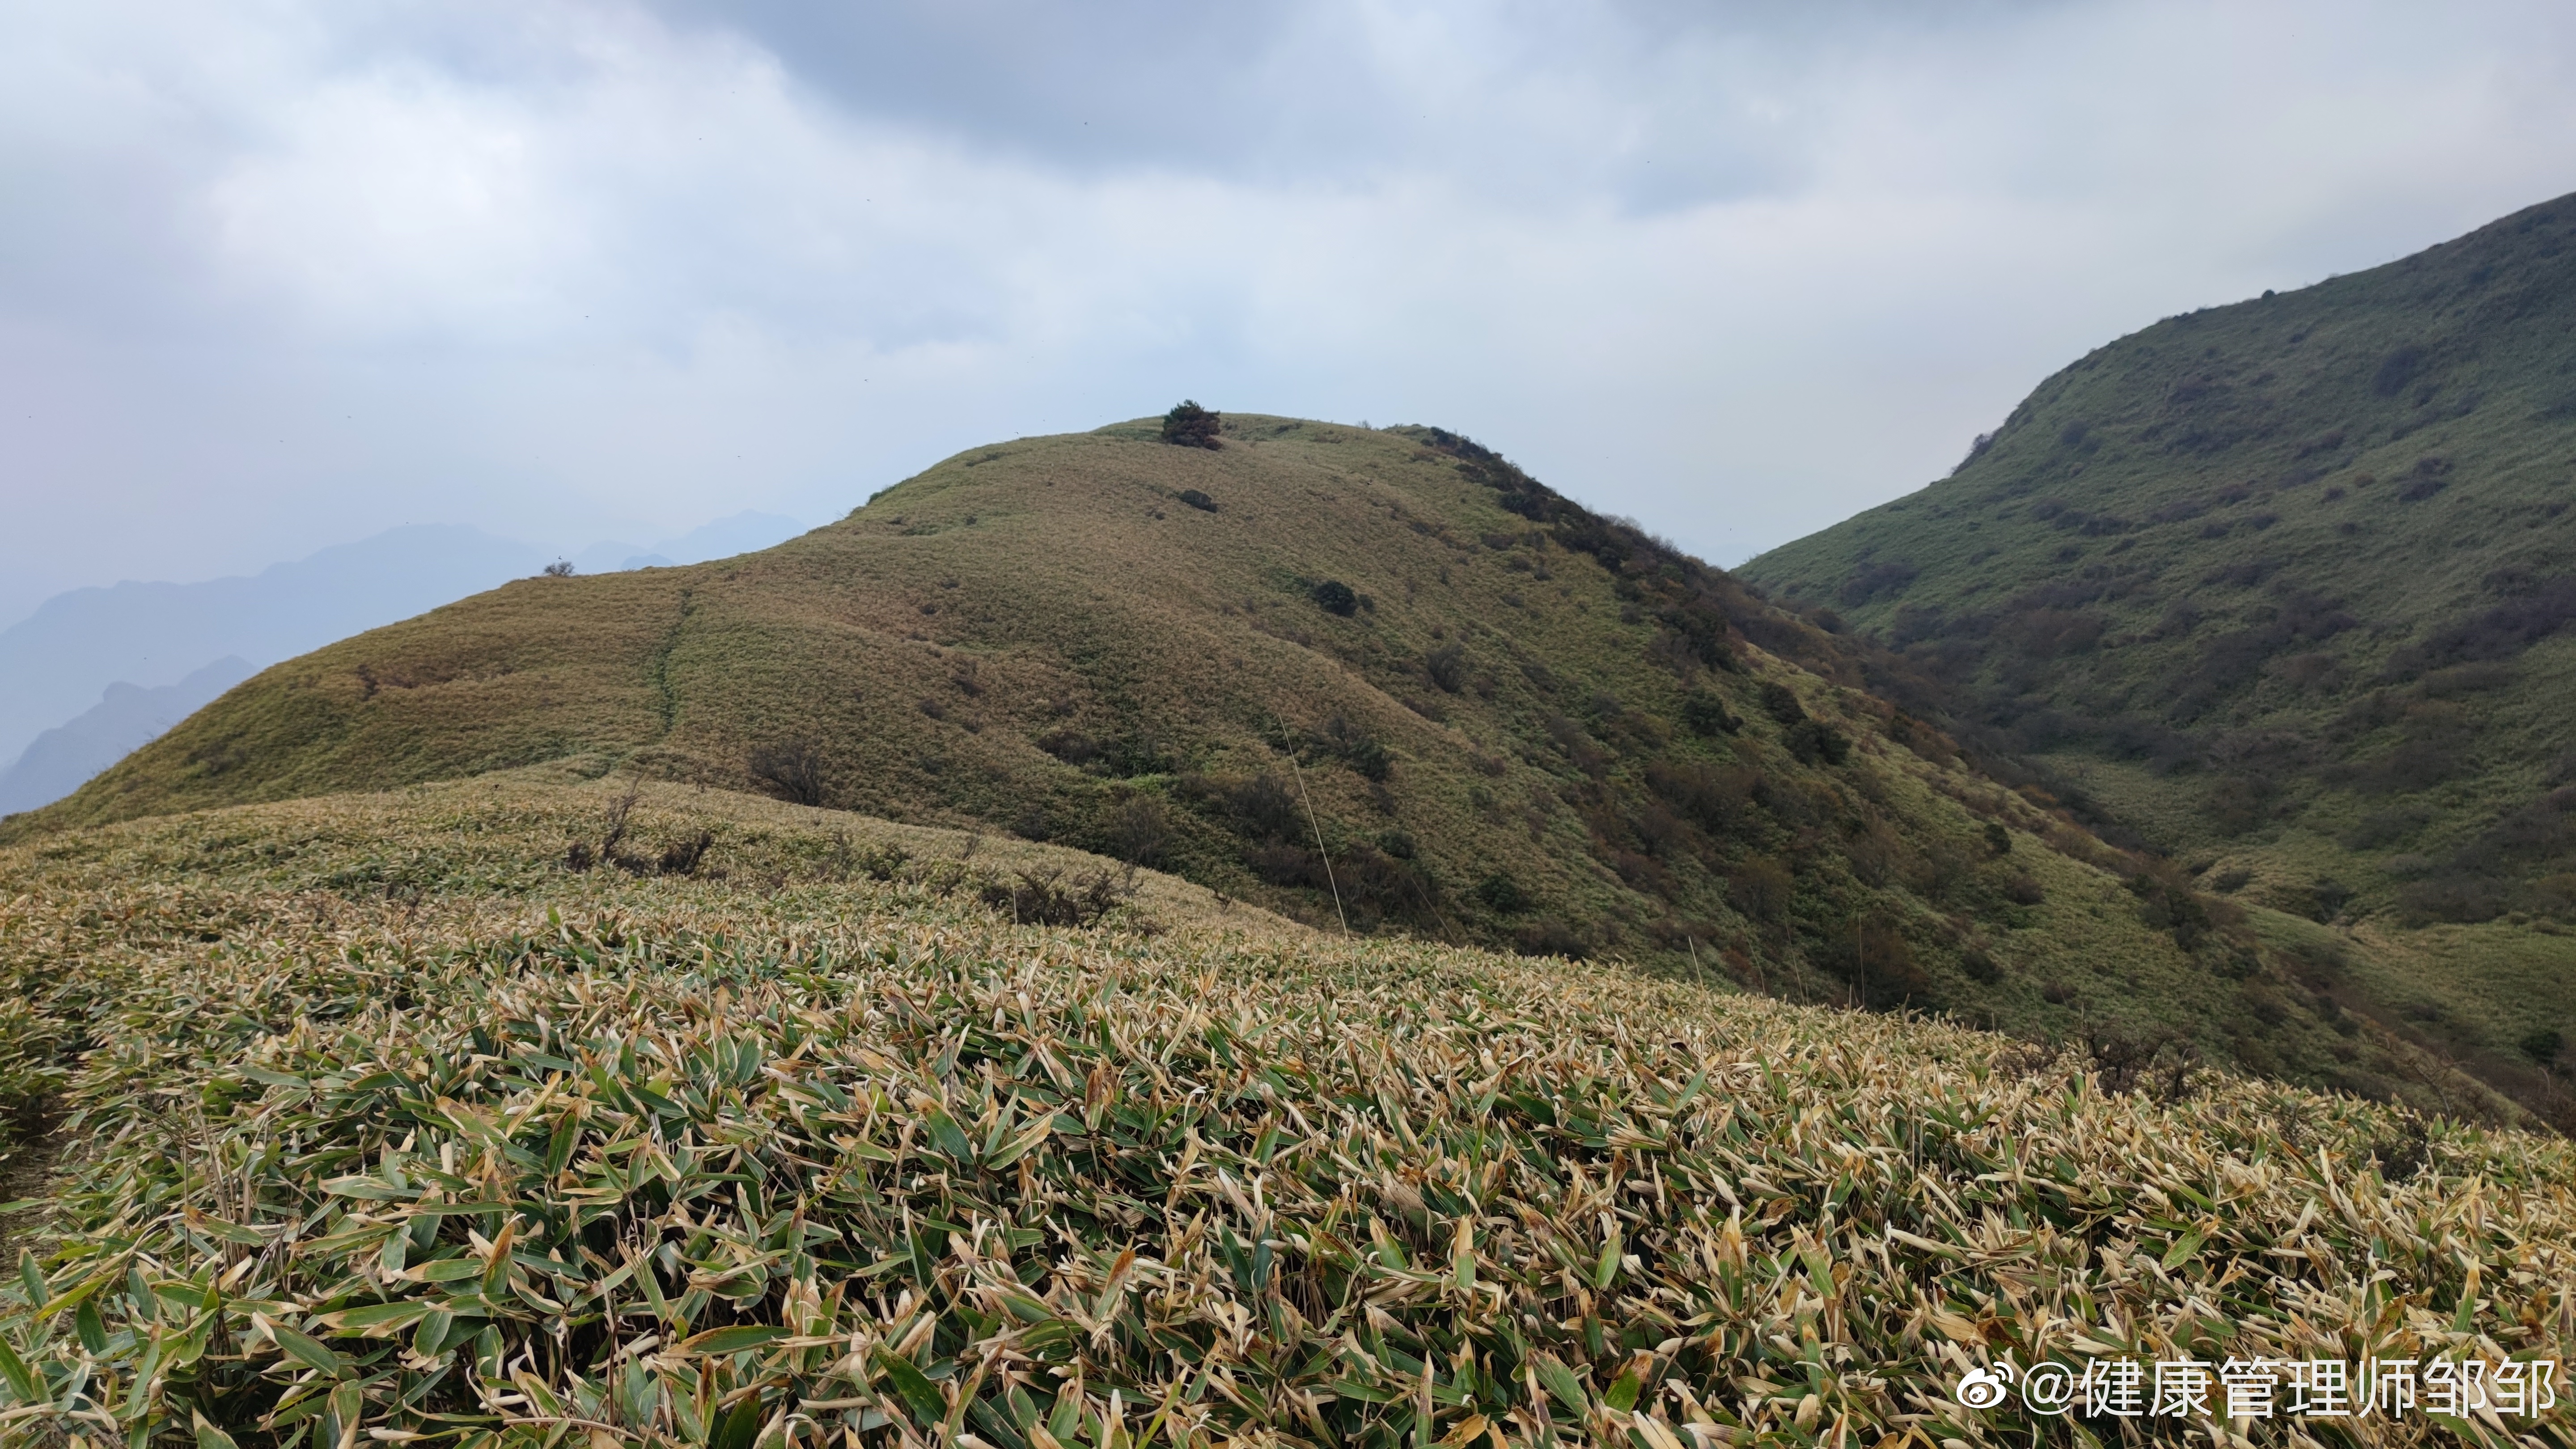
[{"left": 0, "top": 781, "right": 2567, "bottom": 1445}]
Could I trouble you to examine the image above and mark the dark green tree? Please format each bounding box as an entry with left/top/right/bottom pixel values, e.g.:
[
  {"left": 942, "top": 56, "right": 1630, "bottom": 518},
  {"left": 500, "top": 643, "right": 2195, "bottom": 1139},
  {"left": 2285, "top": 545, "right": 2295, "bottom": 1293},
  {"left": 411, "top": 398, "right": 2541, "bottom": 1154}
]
[{"left": 1161, "top": 400, "right": 1222, "bottom": 449}]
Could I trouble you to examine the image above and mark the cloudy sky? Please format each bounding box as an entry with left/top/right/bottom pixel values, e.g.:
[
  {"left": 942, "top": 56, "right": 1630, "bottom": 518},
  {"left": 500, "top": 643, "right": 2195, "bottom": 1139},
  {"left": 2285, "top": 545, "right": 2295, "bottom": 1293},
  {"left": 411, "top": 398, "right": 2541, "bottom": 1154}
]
[{"left": 6, "top": 0, "right": 2575, "bottom": 627}]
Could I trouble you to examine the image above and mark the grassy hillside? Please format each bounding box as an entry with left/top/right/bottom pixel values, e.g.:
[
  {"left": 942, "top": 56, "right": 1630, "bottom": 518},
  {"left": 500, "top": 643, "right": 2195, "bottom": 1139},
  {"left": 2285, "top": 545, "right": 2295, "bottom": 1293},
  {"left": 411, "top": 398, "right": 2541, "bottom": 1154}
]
[
  {"left": 0, "top": 415, "right": 2447, "bottom": 1106},
  {"left": 0, "top": 780, "right": 2565, "bottom": 1445},
  {"left": 1740, "top": 193, "right": 2576, "bottom": 1110}
]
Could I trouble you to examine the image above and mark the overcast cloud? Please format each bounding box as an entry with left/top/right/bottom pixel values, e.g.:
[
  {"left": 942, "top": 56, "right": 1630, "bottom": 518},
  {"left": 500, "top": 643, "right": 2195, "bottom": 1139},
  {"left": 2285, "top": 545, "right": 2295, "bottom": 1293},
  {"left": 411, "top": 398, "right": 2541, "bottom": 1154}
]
[{"left": 5, "top": 0, "right": 2575, "bottom": 627}]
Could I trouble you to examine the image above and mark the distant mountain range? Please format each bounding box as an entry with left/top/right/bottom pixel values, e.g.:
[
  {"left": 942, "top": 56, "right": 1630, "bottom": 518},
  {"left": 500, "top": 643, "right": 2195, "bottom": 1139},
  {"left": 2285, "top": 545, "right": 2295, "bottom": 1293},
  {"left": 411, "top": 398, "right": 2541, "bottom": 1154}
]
[
  {"left": 564, "top": 513, "right": 814, "bottom": 577},
  {"left": 0, "top": 512, "right": 803, "bottom": 812},
  {"left": 0, "top": 657, "right": 257, "bottom": 816}
]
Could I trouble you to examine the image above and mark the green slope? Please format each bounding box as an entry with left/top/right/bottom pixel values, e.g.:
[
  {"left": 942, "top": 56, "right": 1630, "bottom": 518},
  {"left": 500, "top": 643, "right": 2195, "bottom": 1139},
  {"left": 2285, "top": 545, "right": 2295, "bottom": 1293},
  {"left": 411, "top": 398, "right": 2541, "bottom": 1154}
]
[
  {"left": 1740, "top": 191, "right": 2576, "bottom": 1114},
  {"left": 0, "top": 415, "right": 2467, "bottom": 1109}
]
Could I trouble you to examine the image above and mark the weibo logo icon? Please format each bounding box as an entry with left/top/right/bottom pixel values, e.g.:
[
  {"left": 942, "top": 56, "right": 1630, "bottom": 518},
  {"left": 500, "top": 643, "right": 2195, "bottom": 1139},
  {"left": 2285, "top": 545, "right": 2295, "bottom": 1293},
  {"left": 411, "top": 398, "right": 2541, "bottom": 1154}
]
[{"left": 1954, "top": 1364, "right": 2014, "bottom": 1409}]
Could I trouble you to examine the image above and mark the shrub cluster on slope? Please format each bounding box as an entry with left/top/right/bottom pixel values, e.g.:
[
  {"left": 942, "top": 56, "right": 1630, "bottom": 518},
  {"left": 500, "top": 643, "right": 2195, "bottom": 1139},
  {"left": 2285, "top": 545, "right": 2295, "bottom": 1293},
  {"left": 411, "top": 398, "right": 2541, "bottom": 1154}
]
[
  {"left": 1746, "top": 194, "right": 2576, "bottom": 904},
  {"left": 1739, "top": 192, "right": 2576, "bottom": 1118},
  {"left": 0, "top": 784, "right": 2567, "bottom": 1446},
  {"left": 1160, "top": 402, "right": 1222, "bottom": 451}
]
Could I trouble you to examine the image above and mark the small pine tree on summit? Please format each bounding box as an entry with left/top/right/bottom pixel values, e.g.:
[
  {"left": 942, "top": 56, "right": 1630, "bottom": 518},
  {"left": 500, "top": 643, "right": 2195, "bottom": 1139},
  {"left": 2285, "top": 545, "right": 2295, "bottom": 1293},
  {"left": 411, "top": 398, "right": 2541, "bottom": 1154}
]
[{"left": 1162, "top": 400, "right": 1222, "bottom": 449}]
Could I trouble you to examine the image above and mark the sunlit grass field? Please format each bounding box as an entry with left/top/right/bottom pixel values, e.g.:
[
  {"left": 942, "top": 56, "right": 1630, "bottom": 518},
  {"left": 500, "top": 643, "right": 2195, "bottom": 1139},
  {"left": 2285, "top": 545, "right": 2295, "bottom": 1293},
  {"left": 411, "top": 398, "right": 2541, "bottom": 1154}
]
[{"left": 0, "top": 777, "right": 2567, "bottom": 1445}]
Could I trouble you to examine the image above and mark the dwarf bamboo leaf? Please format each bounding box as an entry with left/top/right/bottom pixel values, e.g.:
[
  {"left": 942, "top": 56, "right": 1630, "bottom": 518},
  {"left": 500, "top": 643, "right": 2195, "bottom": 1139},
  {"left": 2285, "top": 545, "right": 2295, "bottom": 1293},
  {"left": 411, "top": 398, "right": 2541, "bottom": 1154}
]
[
  {"left": 679, "top": 1324, "right": 787, "bottom": 1356},
  {"left": 0, "top": 1334, "right": 39, "bottom": 1403},
  {"left": 267, "top": 1321, "right": 348, "bottom": 1378},
  {"left": 876, "top": 1347, "right": 949, "bottom": 1424}
]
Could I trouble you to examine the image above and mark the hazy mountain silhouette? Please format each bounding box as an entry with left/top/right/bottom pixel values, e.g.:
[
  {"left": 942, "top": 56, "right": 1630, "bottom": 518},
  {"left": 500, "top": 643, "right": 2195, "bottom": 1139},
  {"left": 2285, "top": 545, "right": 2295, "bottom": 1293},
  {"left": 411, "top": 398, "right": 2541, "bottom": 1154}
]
[
  {"left": 0, "top": 513, "right": 807, "bottom": 771},
  {"left": 0, "top": 657, "right": 258, "bottom": 815}
]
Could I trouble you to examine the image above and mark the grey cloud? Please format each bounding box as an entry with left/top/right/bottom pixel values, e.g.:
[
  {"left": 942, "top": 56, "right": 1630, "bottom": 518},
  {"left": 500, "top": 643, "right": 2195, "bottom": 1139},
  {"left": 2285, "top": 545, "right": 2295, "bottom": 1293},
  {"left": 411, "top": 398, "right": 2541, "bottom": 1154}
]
[
  {"left": 639, "top": 0, "right": 1864, "bottom": 210},
  {"left": 644, "top": 0, "right": 1308, "bottom": 171},
  {"left": 4, "top": 0, "right": 2576, "bottom": 639}
]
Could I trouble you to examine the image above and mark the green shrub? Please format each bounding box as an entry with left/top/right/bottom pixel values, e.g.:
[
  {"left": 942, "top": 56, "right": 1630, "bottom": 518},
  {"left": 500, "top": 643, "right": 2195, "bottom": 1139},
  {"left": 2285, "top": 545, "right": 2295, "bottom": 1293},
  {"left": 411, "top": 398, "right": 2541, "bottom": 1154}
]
[
  {"left": 1161, "top": 400, "right": 1222, "bottom": 448},
  {"left": 1036, "top": 729, "right": 1099, "bottom": 767},
  {"left": 1728, "top": 858, "right": 1794, "bottom": 921},
  {"left": 1246, "top": 840, "right": 1318, "bottom": 886},
  {"left": 1785, "top": 719, "right": 1850, "bottom": 766},
  {"left": 980, "top": 865, "right": 1136, "bottom": 926},
  {"left": 1512, "top": 916, "right": 1590, "bottom": 958},
  {"left": 1816, "top": 917, "right": 1930, "bottom": 1010},
  {"left": 1325, "top": 715, "right": 1390, "bottom": 780},
  {"left": 1474, "top": 870, "right": 1527, "bottom": 913},
  {"left": 1105, "top": 795, "right": 1174, "bottom": 866},
  {"left": 1425, "top": 642, "right": 1467, "bottom": 693},
  {"left": 1758, "top": 682, "right": 1806, "bottom": 726},
  {"left": 1312, "top": 580, "right": 1358, "bottom": 616},
  {"left": 2397, "top": 874, "right": 2508, "bottom": 924},
  {"left": 1681, "top": 690, "right": 1740, "bottom": 736},
  {"left": 749, "top": 741, "right": 827, "bottom": 805}
]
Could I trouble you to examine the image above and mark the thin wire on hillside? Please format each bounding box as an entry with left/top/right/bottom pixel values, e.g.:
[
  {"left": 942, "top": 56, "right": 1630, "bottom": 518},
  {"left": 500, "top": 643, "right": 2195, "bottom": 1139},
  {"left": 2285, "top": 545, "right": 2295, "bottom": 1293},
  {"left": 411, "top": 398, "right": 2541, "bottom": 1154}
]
[{"left": 1287, "top": 750, "right": 1349, "bottom": 936}]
